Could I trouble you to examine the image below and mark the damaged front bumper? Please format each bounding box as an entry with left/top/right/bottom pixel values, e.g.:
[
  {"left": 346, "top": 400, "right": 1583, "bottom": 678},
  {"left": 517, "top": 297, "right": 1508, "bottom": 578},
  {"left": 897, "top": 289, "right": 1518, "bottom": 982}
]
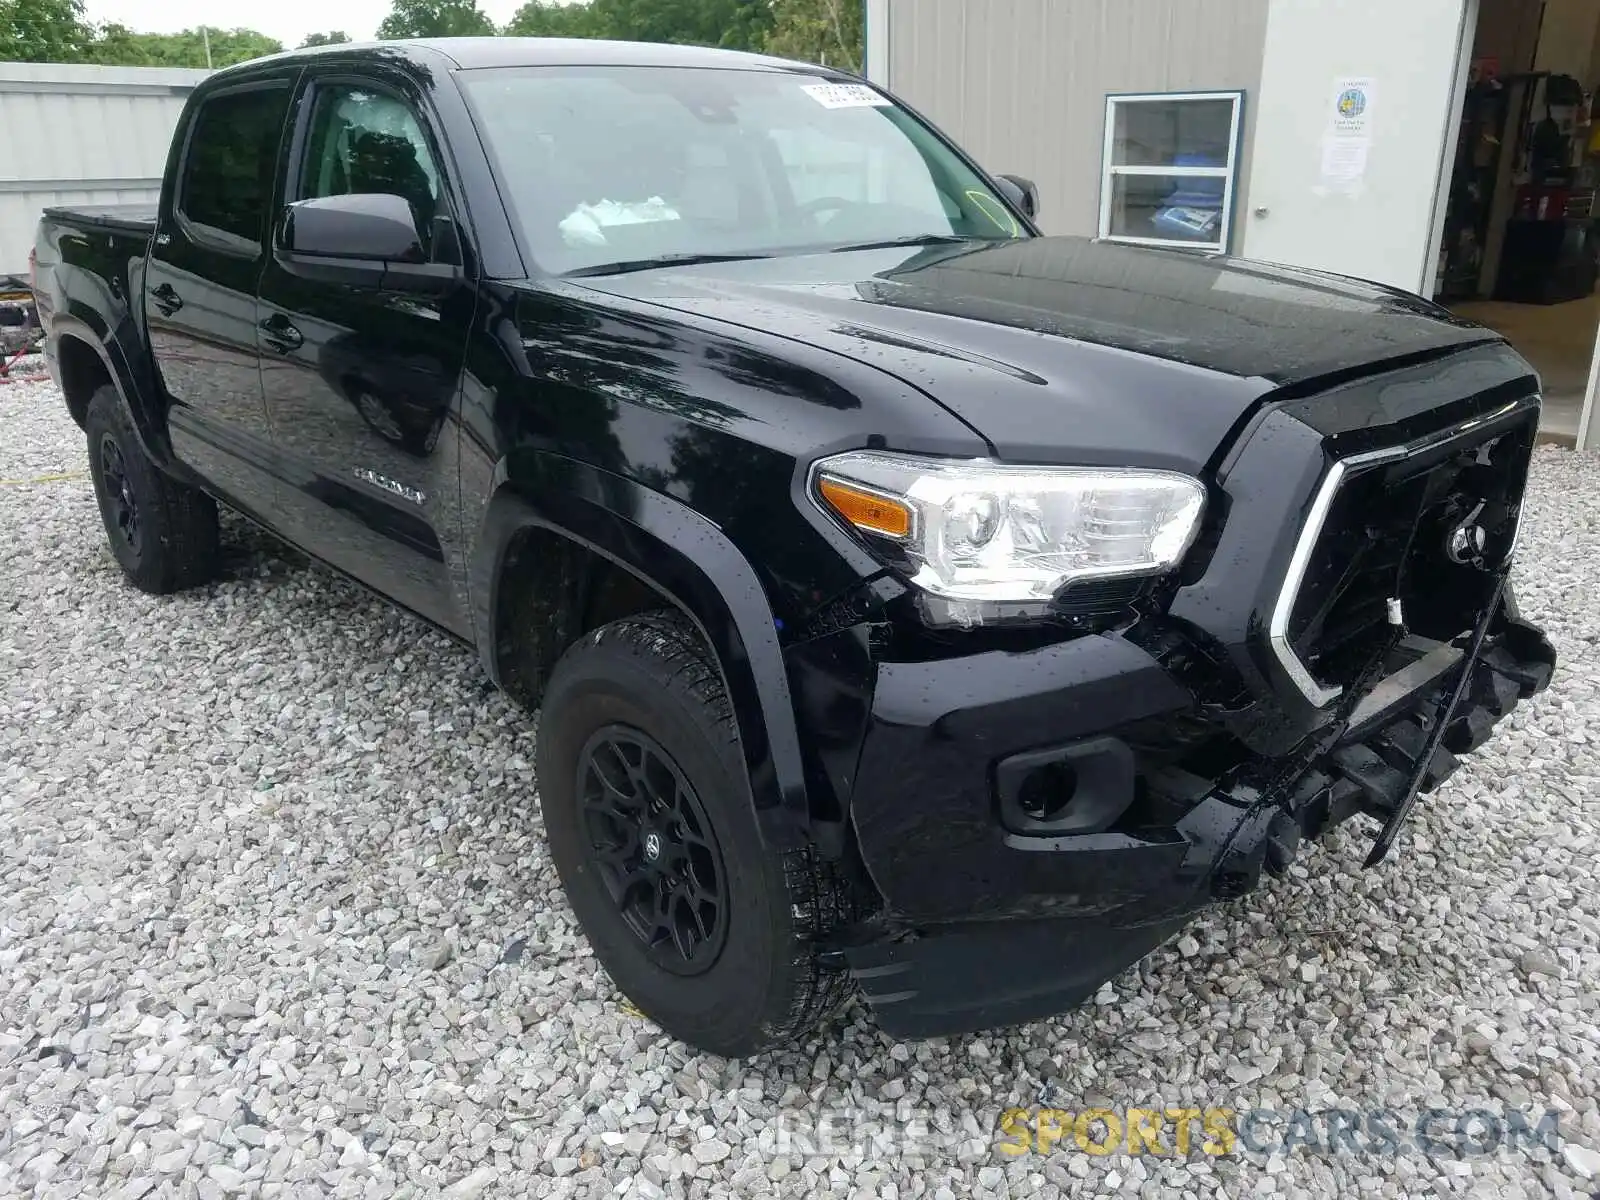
[
  {"left": 784, "top": 349, "right": 1554, "bottom": 1039},
  {"left": 811, "top": 593, "right": 1554, "bottom": 1040}
]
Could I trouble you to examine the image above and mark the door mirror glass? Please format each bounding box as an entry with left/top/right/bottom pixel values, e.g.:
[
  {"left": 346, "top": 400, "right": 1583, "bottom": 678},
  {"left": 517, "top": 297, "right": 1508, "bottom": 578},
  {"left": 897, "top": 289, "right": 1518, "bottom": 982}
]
[
  {"left": 996, "top": 174, "right": 1040, "bottom": 221},
  {"left": 281, "top": 193, "right": 425, "bottom": 262}
]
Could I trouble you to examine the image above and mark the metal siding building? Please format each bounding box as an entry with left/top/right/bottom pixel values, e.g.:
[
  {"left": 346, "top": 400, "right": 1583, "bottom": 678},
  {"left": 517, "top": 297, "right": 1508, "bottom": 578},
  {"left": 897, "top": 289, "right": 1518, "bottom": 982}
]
[
  {"left": 0, "top": 63, "right": 210, "bottom": 276},
  {"left": 869, "top": 0, "right": 1270, "bottom": 243},
  {"left": 866, "top": 0, "right": 1600, "bottom": 451}
]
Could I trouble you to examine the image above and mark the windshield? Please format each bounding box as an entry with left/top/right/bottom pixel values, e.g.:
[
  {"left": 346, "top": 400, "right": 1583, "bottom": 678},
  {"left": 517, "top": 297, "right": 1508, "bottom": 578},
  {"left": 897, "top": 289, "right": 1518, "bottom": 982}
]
[{"left": 458, "top": 65, "right": 1028, "bottom": 275}]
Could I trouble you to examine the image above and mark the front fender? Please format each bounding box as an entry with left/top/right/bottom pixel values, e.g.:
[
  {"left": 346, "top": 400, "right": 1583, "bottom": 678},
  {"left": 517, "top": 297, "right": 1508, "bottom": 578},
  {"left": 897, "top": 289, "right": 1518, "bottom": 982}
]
[{"left": 471, "top": 452, "right": 812, "bottom": 850}]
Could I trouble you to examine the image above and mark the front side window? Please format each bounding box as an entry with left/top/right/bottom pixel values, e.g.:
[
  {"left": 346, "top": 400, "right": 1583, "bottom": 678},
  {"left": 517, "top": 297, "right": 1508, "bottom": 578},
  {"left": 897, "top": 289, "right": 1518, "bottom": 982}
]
[
  {"left": 179, "top": 84, "right": 292, "bottom": 244},
  {"left": 1099, "top": 91, "right": 1243, "bottom": 252},
  {"left": 459, "top": 66, "right": 1026, "bottom": 274},
  {"left": 298, "top": 84, "right": 443, "bottom": 254}
]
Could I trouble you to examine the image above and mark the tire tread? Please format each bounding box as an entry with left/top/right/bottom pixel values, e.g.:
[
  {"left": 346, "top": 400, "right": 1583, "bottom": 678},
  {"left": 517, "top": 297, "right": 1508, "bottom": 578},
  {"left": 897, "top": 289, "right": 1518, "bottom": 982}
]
[
  {"left": 85, "top": 386, "right": 218, "bottom": 594},
  {"left": 558, "top": 609, "right": 858, "bottom": 1051}
]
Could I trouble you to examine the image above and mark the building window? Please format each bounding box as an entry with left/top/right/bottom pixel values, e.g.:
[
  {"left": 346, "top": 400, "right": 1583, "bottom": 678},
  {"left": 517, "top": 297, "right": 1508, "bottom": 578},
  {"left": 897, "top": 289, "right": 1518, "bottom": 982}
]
[{"left": 1099, "top": 91, "right": 1244, "bottom": 253}]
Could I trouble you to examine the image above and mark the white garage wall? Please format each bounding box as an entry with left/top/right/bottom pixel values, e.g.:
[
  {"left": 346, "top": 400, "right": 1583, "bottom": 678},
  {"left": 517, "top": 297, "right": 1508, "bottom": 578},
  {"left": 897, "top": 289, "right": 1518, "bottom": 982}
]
[
  {"left": 1241, "top": 0, "right": 1476, "bottom": 295},
  {"left": 0, "top": 62, "right": 211, "bottom": 278},
  {"left": 869, "top": 0, "right": 1271, "bottom": 244}
]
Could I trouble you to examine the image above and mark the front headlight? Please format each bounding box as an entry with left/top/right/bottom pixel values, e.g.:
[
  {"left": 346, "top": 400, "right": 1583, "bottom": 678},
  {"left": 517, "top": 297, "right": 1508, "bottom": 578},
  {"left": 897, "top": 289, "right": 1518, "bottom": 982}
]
[{"left": 812, "top": 451, "right": 1206, "bottom": 604}]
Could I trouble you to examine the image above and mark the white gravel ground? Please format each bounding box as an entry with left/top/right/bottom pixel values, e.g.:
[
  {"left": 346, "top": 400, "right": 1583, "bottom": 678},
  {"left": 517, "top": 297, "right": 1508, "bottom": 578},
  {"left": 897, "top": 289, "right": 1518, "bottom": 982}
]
[{"left": 2, "top": 370, "right": 1598, "bottom": 1200}]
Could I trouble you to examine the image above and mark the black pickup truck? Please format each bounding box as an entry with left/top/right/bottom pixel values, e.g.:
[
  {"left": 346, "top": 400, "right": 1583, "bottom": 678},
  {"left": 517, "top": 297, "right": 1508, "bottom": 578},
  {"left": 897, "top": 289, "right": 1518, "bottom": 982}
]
[{"left": 35, "top": 37, "right": 1555, "bottom": 1056}]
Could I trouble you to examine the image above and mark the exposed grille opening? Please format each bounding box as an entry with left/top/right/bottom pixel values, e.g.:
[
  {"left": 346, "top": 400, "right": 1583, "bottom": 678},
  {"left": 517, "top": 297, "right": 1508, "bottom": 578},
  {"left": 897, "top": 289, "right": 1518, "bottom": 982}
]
[{"left": 1288, "top": 413, "right": 1536, "bottom": 694}]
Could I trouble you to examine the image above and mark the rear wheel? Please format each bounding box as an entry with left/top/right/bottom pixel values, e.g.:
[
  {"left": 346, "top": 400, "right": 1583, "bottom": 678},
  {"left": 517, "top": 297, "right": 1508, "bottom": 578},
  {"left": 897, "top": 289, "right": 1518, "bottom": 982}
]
[
  {"left": 537, "top": 610, "right": 857, "bottom": 1056},
  {"left": 85, "top": 385, "right": 219, "bottom": 593}
]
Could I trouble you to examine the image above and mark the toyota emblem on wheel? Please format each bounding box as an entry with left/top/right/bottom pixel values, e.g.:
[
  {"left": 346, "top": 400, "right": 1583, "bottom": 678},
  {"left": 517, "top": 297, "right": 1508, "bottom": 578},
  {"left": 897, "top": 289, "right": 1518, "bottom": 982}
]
[{"left": 643, "top": 831, "right": 662, "bottom": 861}]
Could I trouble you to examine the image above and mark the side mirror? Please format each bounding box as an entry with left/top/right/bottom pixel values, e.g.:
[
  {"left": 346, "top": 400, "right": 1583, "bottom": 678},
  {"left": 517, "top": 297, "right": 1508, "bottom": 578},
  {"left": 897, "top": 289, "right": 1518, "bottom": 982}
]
[
  {"left": 285, "top": 192, "right": 423, "bottom": 260},
  {"left": 996, "top": 174, "right": 1040, "bottom": 222},
  {"left": 277, "top": 193, "right": 459, "bottom": 294}
]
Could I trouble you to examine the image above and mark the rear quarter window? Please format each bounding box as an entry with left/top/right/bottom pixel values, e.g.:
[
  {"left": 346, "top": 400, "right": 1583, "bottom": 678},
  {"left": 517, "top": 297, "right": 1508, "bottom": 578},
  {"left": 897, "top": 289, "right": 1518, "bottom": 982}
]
[{"left": 178, "top": 84, "right": 292, "bottom": 246}]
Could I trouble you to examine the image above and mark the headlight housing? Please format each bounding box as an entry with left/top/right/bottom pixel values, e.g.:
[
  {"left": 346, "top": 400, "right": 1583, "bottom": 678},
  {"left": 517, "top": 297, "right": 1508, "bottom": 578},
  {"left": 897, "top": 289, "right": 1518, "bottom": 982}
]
[{"left": 812, "top": 451, "right": 1206, "bottom": 614}]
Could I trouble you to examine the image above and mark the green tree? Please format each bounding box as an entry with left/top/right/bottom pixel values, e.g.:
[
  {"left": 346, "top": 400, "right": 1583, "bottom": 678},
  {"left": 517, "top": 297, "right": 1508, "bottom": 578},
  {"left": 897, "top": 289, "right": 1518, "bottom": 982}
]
[
  {"left": 718, "top": 0, "right": 771, "bottom": 51},
  {"left": 504, "top": 1, "right": 598, "bottom": 37},
  {"left": 300, "top": 30, "right": 351, "bottom": 46},
  {"left": 591, "top": 0, "right": 768, "bottom": 50},
  {"left": 85, "top": 21, "right": 148, "bottom": 63},
  {"left": 377, "top": 0, "right": 495, "bottom": 39},
  {"left": 506, "top": 0, "right": 770, "bottom": 51},
  {"left": 764, "top": 0, "right": 860, "bottom": 69},
  {"left": 0, "top": 0, "right": 94, "bottom": 62},
  {"left": 84, "top": 25, "right": 281, "bottom": 67},
  {"left": 195, "top": 27, "right": 283, "bottom": 65}
]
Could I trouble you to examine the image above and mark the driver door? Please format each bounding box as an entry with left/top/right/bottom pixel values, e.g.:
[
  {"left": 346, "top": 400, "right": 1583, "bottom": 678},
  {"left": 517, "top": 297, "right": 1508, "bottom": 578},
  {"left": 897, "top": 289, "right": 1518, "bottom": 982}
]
[{"left": 256, "top": 69, "right": 476, "bottom": 635}]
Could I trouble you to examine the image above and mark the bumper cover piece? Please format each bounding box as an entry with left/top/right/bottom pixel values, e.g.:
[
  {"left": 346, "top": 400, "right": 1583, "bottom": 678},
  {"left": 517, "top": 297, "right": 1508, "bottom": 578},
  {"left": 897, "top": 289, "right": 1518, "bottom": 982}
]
[
  {"left": 838, "top": 602, "right": 1555, "bottom": 1040},
  {"left": 845, "top": 916, "right": 1190, "bottom": 1040}
]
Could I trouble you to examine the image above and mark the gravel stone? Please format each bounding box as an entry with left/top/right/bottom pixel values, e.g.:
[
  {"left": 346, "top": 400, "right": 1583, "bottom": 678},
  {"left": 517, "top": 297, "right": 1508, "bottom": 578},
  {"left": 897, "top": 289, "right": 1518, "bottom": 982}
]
[
  {"left": 207, "top": 1162, "right": 247, "bottom": 1191},
  {"left": 420, "top": 941, "right": 454, "bottom": 971},
  {"left": 1563, "top": 1144, "right": 1600, "bottom": 1179},
  {"left": 2, "top": 374, "right": 1598, "bottom": 1198},
  {"left": 445, "top": 1165, "right": 499, "bottom": 1196},
  {"left": 1520, "top": 949, "right": 1563, "bottom": 978},
  {"left": 692, "top": 1138, "right": 733, "bottom": 1164}
]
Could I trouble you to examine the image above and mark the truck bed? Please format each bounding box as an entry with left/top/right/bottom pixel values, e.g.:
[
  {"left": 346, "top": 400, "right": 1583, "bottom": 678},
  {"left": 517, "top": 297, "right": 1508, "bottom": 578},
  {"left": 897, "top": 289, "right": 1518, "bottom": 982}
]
[
  {"left": 34, "top": 203, "right": 157, "bottom": 392},
  {"left": 40, "top": 204, "right": 157, "bottom": 237}
]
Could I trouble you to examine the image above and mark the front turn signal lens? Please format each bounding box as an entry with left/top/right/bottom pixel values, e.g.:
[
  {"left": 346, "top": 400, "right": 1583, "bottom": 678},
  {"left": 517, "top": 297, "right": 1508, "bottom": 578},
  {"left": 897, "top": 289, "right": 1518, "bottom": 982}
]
[{"left": 818, "top": 476, "right": 913, "bottom": 540}]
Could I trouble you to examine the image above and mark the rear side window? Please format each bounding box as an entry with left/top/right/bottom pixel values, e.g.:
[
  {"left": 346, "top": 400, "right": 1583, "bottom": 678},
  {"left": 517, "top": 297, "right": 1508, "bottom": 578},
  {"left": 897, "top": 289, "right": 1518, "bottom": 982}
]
[{"left": 179, "top": 85, "right": 291, "bottom": 244}]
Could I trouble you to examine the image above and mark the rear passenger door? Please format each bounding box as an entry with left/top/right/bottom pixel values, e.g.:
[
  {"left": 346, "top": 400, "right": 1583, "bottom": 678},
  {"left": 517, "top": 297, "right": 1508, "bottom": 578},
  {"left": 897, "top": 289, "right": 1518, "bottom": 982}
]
[
  {"left": 148, "top": 74, "right": 296, "bottom": 523},
  {"left": 255, "top": 68, "right": 474, "bottom": 635}
]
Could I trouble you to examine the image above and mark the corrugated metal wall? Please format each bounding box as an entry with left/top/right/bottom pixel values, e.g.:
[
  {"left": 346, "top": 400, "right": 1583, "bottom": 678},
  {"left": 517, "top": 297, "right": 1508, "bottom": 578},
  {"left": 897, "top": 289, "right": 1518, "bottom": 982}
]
[
  {"left": 880, "top": 0, "right": 1270, "bottom": 244},
  {"left": 0, "top": 63, "right": 210, "bottom": 277}
]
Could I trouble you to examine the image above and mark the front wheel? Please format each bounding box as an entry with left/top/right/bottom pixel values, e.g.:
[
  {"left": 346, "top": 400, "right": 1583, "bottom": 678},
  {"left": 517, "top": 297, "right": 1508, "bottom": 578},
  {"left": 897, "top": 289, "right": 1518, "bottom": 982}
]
[{"left": 537, "top": 610, "right": 857, "bottom": 1056}]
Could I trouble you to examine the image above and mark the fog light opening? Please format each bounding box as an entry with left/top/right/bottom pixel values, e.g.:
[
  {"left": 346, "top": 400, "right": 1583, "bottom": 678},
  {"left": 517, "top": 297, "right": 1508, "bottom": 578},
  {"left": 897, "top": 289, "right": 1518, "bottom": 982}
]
[{"left": 1016, "top": 761, "right": 1079, "bottom": 823}]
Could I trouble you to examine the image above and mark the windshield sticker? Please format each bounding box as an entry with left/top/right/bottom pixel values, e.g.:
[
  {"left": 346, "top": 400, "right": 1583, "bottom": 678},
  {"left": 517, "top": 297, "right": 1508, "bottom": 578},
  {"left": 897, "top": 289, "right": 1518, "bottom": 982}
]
[{"left": 801, "top": 83, "right": 893, "bottom": 109}]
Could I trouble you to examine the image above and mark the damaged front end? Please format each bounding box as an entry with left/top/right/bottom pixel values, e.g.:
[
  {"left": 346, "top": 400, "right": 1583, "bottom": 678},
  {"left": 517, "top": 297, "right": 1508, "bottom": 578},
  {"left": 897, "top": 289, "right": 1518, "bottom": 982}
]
[{"left": 791, "top": 346, "right": 1556, "bottom": 1039}]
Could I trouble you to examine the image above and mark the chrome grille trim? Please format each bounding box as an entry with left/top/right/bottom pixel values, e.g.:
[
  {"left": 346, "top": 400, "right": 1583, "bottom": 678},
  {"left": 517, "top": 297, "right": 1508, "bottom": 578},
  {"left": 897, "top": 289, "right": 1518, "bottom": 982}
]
[
  {"left": 1267, "top": 395, "right": 1537, "bottom": 709},
  {"left": 1268, "top": 446, "right": 1405, "bottom": 708}
]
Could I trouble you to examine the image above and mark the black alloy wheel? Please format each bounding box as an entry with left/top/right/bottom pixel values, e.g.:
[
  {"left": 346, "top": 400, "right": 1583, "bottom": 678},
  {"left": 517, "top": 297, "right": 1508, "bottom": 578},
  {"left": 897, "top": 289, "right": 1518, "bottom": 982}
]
[
  {"left": 84, "top": 384, "right": 219, "bottom": 593},
  {"left": 98, "top": 433, "right": 141, "bottom": 555},
  {"left": 537, "top": 610, "right": 861, "bottom": 1055},
  {"left": 576, "top": 724, "right": 729, "bottom": 975}
]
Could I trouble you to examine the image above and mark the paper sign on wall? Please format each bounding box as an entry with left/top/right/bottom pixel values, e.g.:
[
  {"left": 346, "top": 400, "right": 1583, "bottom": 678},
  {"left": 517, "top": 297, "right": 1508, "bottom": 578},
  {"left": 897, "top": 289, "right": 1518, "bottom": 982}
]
[
  {"left": 1319, "top": 138, "right": 1370, "bottom": 192},
  {"left": 1328, "top": 77, "right": 1377, "bottom": 137},
  {"left": 1317, "top": 76, "right": 1376, "bottom": 196},
  {"left": 801, "top": 83, "right": 893, "bottom": 109}
]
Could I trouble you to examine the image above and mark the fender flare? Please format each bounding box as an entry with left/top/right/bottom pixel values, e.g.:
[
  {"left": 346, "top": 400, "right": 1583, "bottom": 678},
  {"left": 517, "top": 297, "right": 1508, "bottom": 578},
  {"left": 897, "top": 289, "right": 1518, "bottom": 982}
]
[
  {"left": 471, "top": 453, "right": 812, "bottom": 850},
  {"left": 49, "top": 307, "right": 168, "bottom": 463}
]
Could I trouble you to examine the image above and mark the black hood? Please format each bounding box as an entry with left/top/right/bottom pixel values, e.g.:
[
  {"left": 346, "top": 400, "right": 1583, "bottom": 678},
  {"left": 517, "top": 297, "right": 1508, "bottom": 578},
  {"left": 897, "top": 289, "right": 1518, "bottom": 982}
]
[{"left": 573, "top": 236, "right": 1507, "bottom": 472}]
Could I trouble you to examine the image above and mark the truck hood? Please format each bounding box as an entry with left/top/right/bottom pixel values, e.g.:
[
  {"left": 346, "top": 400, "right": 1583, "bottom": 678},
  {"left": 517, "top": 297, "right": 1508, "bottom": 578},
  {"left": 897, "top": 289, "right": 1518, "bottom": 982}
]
[{"left": 573, "top": 236, "right": 1504, "bottom": 472}]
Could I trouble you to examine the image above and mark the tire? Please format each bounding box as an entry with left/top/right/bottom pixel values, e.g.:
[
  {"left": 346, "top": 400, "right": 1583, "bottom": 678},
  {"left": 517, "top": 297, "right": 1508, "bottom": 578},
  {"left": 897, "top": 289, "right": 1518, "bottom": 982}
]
[
  {"left": 85, "top": 385, "right": 219, "bottom": 594},
  {"left": 537, "top": 610, "right": 857, "bottom": 1056}
]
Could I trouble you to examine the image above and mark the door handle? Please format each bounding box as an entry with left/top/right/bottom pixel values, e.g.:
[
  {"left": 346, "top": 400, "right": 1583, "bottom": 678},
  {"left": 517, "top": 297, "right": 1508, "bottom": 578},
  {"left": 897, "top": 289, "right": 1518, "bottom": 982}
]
[
  {"left": 148, "top": 283, "right": 183, "bottom": 316},
  {"left": 257, "top": 315, "right": 303, "bottom": 353}
]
